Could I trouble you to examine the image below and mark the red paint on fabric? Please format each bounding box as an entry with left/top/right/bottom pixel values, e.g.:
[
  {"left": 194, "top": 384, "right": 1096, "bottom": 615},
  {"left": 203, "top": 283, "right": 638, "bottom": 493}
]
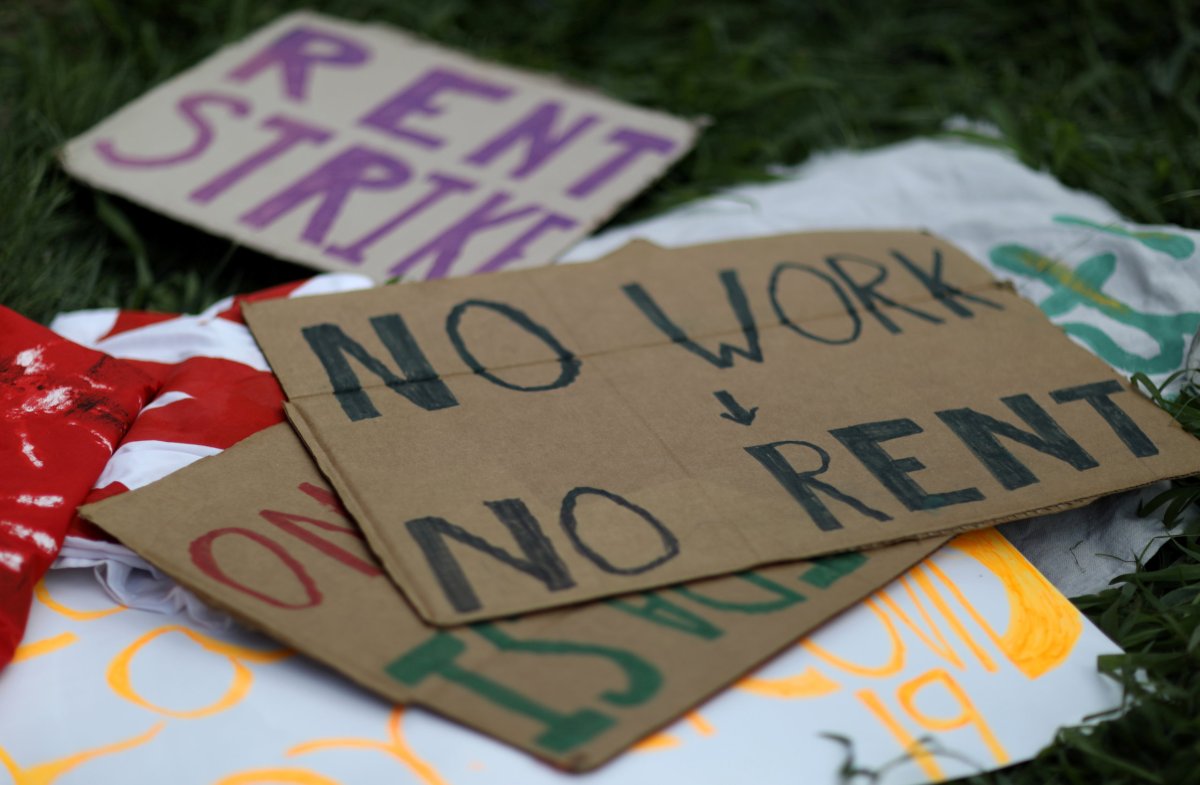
[{"left": 0, "top": 307, "right": 158, "bottom": 668}]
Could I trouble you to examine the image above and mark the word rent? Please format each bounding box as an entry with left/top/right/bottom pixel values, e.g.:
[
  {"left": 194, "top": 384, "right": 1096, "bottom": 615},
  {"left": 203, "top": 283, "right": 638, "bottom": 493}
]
[{"left": 66, "top": 13, "right": 696, "bottom": 280}]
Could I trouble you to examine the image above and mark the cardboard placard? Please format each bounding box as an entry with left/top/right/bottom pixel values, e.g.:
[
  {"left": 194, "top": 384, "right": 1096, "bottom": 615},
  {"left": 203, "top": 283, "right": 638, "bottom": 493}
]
[
  {"left": 61, "top": 12, "right": 697, "bottom": 282},
  {"left": 244, "top": 231, "right": 1200, "bottom": 625},
  {"left": 80, "top": 423, "right": 937, "bottom": 771}
]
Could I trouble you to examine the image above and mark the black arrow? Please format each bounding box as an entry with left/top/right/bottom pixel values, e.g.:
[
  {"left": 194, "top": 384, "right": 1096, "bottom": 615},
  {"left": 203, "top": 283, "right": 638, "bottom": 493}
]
[{"left": 714, "top": 390, "right": 758, "bottom": 426}]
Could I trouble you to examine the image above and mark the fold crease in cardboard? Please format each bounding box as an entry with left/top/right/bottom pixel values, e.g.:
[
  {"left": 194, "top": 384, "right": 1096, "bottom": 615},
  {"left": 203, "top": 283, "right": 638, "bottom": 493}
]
[{"left": 242, "top": 231, "right": 1200, "bottom": 625}]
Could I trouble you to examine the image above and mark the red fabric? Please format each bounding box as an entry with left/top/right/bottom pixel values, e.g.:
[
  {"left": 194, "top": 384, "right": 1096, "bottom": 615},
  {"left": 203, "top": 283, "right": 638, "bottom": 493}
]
[
  {"left": 213, "top": 279, "right": 310, "bottom": 323},
  {"left": 67, "top": 356, "right": 287, "bottom": 541},
  {"left": 112, "top": 357, "right": 284, "bottom": 449},
  {"left": 0, "top": 307, "right": 157, "bottom": 667},
  {"left": 101, "top": 310, "right": 177, "bottom": 339}
]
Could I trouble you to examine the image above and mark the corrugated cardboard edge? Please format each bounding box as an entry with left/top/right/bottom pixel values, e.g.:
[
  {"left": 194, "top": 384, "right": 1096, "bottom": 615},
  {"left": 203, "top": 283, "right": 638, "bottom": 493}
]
[{"left": 283, "top": 399, "right": 441, "bottom": 614}]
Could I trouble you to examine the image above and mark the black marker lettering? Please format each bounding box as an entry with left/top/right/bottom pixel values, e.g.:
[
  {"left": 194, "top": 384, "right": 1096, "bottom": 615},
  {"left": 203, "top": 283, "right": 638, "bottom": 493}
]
[
  {"left": 826, "top": 254, "right": 942, "bottom": 334},
  {"left": 302, "top": 315, "right": 457, "bottom": 421},
  {"left": 446, "top": 299, "right": 580, "bottom": 392},
  {"left": 560, "top": 487, "right": 679, "bottom": 575},
  {"left": 830, "top": 419, "right": 984, "bottom": 510},
  {"left": 936, "top": 395, "right": 1098, "bottom": 490},
  {"left": 769, "top": 261, "right": 861, "bottom": 344},
  {"left": 1051, "top": 380, "right": 1159, "bottom": 457},
  {"left": 622, "top": 269, "right": 762, "bottom": 368},
  {"left": 745, "top": 440, "right": 892, "bottom": 531},
  {"left": 405, "top": 498, "right": 573, "bottom": 613},
  {"left": 890, "top": 248, "right": 1004, "bottom": 316}
]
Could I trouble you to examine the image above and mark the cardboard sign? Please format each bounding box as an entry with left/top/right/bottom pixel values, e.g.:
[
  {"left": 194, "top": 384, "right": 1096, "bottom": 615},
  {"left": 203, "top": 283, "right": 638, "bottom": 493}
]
[
  {"left": 61, "top": 12, "right": 697, "bottom": 282},
  {"left": 244, "top": 231, "right": 1200, "bottom": 625},
  {"left": 80, "top": 423, "right": 937, "bottom": 770}
]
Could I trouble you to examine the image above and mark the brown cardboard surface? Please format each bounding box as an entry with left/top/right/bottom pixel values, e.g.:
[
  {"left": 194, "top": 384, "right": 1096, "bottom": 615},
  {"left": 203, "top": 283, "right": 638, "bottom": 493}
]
[
  {"left": 80, "top": 423, "right": 937, "bottom": 771},
  {"left": 61, "top": 12, "right": 697, "bottom": 282},
  {"left": 244, "top": 230, "right": 1200, "bottom": 625}
]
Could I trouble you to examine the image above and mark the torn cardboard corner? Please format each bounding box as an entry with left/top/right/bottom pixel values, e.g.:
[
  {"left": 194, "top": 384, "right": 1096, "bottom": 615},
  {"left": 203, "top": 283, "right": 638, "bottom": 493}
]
[
  {"left": 244, "top": 230, "right": 1200, "bottom": 626},
  {"left": 80, "top": 423, "right": 938, "bottom": 771},
  {"left": 60, "top": 11, "right": 698, "bottom": 283}
]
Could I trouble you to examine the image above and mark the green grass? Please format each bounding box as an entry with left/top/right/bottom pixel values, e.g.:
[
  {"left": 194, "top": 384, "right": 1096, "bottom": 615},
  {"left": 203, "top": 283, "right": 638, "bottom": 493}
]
[
  {"left": 958, "top": 377, "right": 1200, "bottom": 784},
  {"left": 2, "top": 0, "right": 1200, "bottom": 781}
]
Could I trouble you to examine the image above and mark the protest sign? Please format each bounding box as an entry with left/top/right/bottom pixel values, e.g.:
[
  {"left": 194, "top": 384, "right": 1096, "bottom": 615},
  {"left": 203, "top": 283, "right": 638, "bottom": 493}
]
[
  {"left": 243, "top": 231, "right": 1200, "bottom": 625},
  {"left": 61, "top": 12, "right": 697, "bottom": 282},
  {"left": 81, "top": 422, "right": 937, "bottom": 770}
]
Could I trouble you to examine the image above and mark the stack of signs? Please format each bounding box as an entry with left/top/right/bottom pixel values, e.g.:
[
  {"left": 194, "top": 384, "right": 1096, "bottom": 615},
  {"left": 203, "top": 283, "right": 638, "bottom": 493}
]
[
  {"left": 79, "top": 230, "right": 1200, "bottom": 769},
  {"left": 62, "top": 9, "right": 1200, "bottom": 778}
]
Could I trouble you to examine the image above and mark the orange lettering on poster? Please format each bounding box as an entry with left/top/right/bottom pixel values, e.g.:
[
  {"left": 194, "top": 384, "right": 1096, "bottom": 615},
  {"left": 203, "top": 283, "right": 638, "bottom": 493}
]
[
  {"left": 107, "top": 625, "right": 290, "bottom": 718},
  {"left": 214, "top": 768, "right": 343, "bottom": 785},
  {"left": 633, "top": 709, "right": 716, "bottom": 752},
  {"left": 288, "top": 707, "right": 447, "bottom": 785},
  {"left": 738, "top": 665, "right": 840, "bottom": 699},
  {"left": 0, "top": 722, "right": 164, "bottom": 785},
  {"left": 12, "top": 632, "right": 78, "bottom": 663},
  {"left": 854, "top": 689, "right": 943, "bottom": 780},
  {"left": 944, "top": 529, "right": 1082, "bottom": 678},
  {"left": 34, "top": 581, "right": 125, "bottom": 621},
  {"left": 898, "top": 668, "right": 1008, "bottom": 765},
  {"left": 802, "top": 597, "right": 905, "bottom": 677},
  {"left": 907, "top": 563, "right": 998, "bottom": 672},
  {"left": 878, "top": 577, "right": 965, "bottom": 670}
]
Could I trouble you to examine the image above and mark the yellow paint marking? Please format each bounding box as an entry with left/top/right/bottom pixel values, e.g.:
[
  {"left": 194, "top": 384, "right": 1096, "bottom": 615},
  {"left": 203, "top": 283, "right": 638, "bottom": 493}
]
[
  {"left": 738, "top": 665, "right": 841, "bottom": 699},
  {"left": 898, "top": 668, "right": 1009, "bottom": 765},
  {"left": 909, "top": 564, "right": 998, "bottom": 672},
  {"left": 855, "top": 690, "right": 943, "bottom": 781},
  {"left": 632, "top": 710, "right": 712, "bottom": 752},
  {"left": 1017, "top": 248, "right": 1126, "bottom": 312},
  {"left": 685, "top": 710, "right": 715, "bottom": 735},
  {"left": 34, "top": 581, "right": 125, "bottom": 621},
  {"left": 0, "top": 722, "right": 164, "bottom": 785},
  {"left": 883, "top": 575, "right": 966, "bottom": 670},
  {"left": 802, "top": 597, "right": 905, "bottom": 677},
  {"left": 107, "top": 625, "right": 290, "bottom": 718},
  {"left": 632, "top": 732, "right": 680, "bottom": 752},
  {"left": 944, "top": 529, "right": 1082, "bottom": 679},
  {"left": 288, "top": 707, "right": 448, "bottom": 785},
  {"left": 215, "top": 768, "right": 343, "bottom": 785},
  {"left": 12, "top": 632, "right": 77, "bottom": 663}
]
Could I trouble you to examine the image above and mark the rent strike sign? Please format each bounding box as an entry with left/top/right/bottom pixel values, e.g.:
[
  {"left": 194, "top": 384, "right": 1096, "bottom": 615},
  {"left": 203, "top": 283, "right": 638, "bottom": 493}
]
[
  {"left": 244, "top": 231, "right": 1200, "bottom": 625},
  {"left": 61, "top": 12, "right": 697, "bottom": 282},
  {"left": 82, "top": 423, "right": 936, "bottom": 770}
]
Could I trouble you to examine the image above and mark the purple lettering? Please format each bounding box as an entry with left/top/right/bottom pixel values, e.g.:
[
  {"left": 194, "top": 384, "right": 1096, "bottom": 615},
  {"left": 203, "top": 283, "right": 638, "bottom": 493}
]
[
  {"left": 474, "top": 212, "right": 577, "bottom": 274},
  {"left": 239, "top": 144, "right": 412, "bottom": 245},
  {"left": 358, "top": 67, "right": 512, "bottom": 150},
  {"left": 190, "top": 114, "right": 332, "bottom": 204},
  {"left": 227, "top": 25, "right": 369, "bottom": 102},
  {"left": 388, "top": 192, "right": 540, "bottom": 279},
  {"left": 94, "top": 92, "right": 249, "bottom": 169},
  {"left": 567, "top": 128, "right": 677, "bottom": 199},
  {"left": 325, "top": 172, "right": 477, "bottom": 264},
  {"left": 464, "top": 101, "right": 599, "bottom": 179}
]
